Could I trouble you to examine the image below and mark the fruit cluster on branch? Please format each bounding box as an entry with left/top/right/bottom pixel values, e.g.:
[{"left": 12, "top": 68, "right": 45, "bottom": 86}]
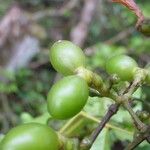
[{"left": 0, "top": 40, "right": 150, "bottom": 150}]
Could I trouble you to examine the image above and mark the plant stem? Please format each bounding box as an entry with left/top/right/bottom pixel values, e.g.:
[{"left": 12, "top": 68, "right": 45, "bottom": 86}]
[
  {"left": 76, "top": 67, "right": 149, "bottom": 149},
  {"left": 89, "top": 103, "right": 120, "bottom": 148},
  {"left": 58, "top": 134, "right": 79, "bottom": 150},
  {"left": 75, "top": 67, "right": 108, "bottom": 96},
  {"left": 125, "top": 134, "right": 145, "bottom": 150},
  {"left": 125, "top": 126, "right": 150, "bottom": 150},
  {"left": 123, "top": 100, "right": 146, "bottom": 132},
  {"left": 59, "top": 113, "right": 83, "bottom": 136},
  {"left": 81, "top": 111, "right": 133, "bottom": 135},
  {"left": 120, "top": 69, "right": 148, "bottom": 131}
]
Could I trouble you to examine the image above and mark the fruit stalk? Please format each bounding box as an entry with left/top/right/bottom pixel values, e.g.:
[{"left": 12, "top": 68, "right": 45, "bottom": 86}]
[{"left": 75, "top": 67, "right": 108, "bottom": 96}]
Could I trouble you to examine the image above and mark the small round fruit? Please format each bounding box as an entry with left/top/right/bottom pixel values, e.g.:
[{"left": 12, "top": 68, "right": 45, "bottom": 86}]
[
  {"left": 0, "top": 123, "right": 59, "bottom": 150},
  {"left": 47, "top": 75, "right": 89, "bottom": 119},
  {"left": 50, "top": 40, "right": 86, "bottom": 75},
  {"left": 106, "top": 55, "right": 138, "bottom": 81}
]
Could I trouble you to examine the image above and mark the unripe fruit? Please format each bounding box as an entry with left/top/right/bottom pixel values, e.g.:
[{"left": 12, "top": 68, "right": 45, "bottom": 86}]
[
  {"left": 50, "top": 40, "right": 86, "bottom": 75},
  {"left": 47, "top": 75, "right": 89, "bottom": 119},
  {"left": 0, "top": 123, "right": 59, "bottom": 150},
  {"left": 106, "top": 55, "right": 138, "bottom": 81}
]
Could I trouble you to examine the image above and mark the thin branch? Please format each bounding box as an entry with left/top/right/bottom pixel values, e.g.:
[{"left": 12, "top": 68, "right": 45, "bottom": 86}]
[
  {"left": 125, "top": 126, "right": 150, "bottom": 150},
  {"left": 123, "top": 100, "right": 146, "bottom": 131},
  {"left": 89, "top": 103, "right": 120, "bottom": 148},
  {"left": 81, "top": 111, "right": 133, "bottom": 135},
  {"left": 112, "top": 0, "right": 144, "bottom": 27},
  {"left": 125, "top": 134, "right": 145, "bottom": 150},
  {"left": 121, "top": 69, "right": 148, "bottom": 131}
]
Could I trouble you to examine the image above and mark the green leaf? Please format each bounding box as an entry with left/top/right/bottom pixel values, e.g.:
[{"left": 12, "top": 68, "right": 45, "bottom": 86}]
[
  {"left": 112, "top": 128, "right": 133, "bottom": 141},
  {"left": 84, "top": 97, "right": 113, "bottom": 117},
  {"left": 112, "top": 108, "right": 132, "bottom": 126},
  {"left": 136, "top": 141, "right": 150, "bottom": 149},
  {"left": 132, "top": 87, "right": 142, "bottom": 99},
  {"left": 90, "top": 128, "right": 111, "bottom": 150}
]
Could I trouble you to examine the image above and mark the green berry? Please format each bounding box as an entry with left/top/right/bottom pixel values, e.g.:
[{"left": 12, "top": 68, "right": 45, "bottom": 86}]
[
  {"left": 50, "top": 40, "right": 86, "bottom": 75},
  {"left": 106, "top": 55, "right": 138, "bottom": 81},
  {"left": 0, "top": 123, "right": 59, "bottom": 150},
  {"left": 47, "top": 75, "right": 89, "bottom": 119}
]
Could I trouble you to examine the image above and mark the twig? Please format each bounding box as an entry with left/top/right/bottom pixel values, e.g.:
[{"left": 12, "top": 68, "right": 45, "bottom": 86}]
[
  {"left": 124, "top": 79, "right": 141, "bottom": 97},
  {"left": 112, "top": 0, "right": 144, "bottom": 27},
  {"left": 125, "top": 134, "right": 145, "bottom": 150},
  {"left": 89, "top": 103, "right": 120, "bottom": 147},
  {"left": 122, "top": 69, "right": 148, "bottom": 131},
  {"left": 75, "top": 67, "right": 108, "bottom": 96},
  {"left": 123, "top": 100, "right": 146, "bottom": 131},
  {"left": 81, "top": 111, "right": 133, "bottom": 135},
  {"left": 118, "top": 70, "right": 150, "bottom": 149},
  {"left": 125, "top": 126, "right": 150, "bottom": 150},
  {"left": 59, "top": 113, "right": 82, "bottom": 134}
]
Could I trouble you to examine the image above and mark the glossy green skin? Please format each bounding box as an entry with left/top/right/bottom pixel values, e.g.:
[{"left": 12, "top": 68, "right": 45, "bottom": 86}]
[
  {"left": 47, "top": 75, "right": 89, "bottom": 119},
  {"left": 50, "top": 40, "right": 86, "bottom": 75},
  {"left": 0, "top": 123, "right": 59, "bottom": 150},
  {"left": 106, "top": 55, "right": 138, "bottom": 81}
]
